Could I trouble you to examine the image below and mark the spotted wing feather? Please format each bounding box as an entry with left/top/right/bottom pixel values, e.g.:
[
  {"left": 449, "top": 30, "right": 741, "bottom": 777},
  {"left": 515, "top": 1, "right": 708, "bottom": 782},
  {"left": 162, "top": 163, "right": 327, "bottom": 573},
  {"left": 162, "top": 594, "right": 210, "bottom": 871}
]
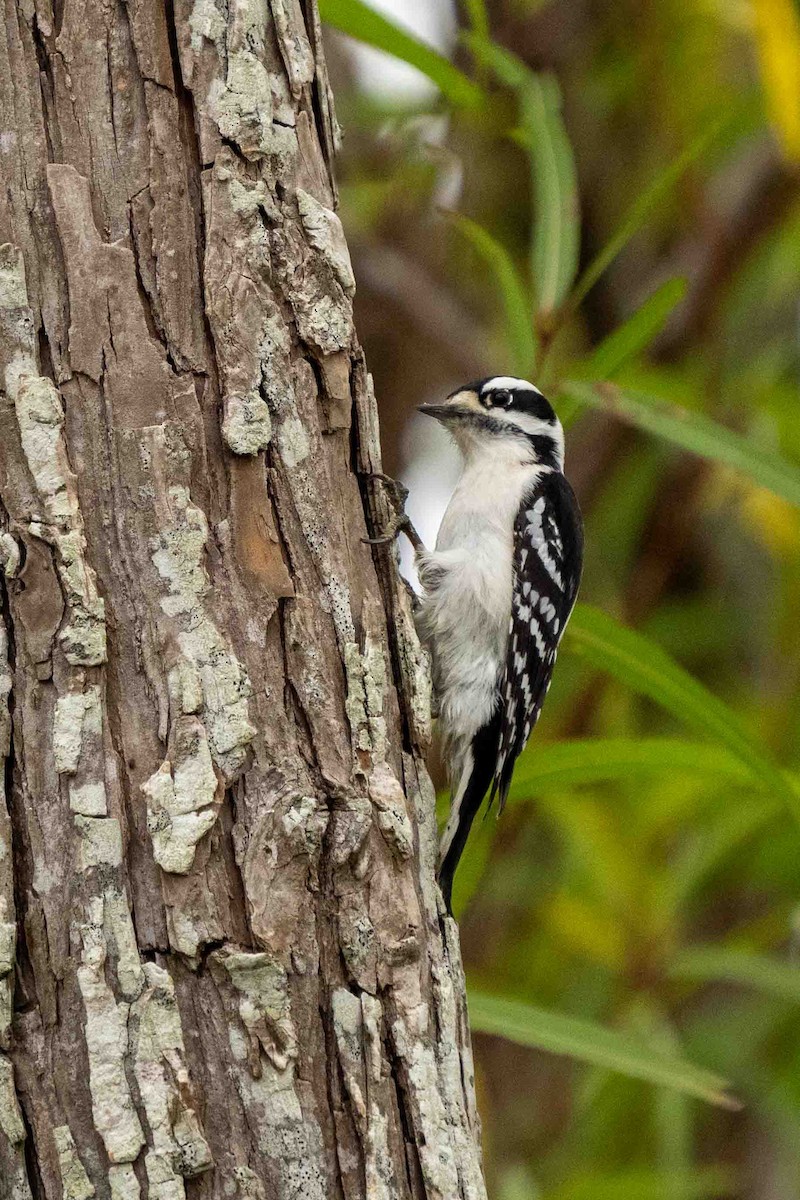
[{"left": 493, "top": 471, "right": 583, "bottom": 809}]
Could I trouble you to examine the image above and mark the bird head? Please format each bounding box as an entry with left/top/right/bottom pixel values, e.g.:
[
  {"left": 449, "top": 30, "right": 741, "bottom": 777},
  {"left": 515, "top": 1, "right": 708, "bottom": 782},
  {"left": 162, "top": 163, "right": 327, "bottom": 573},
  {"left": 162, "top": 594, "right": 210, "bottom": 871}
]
[{"left": 419, "top": 376, "right": 564, "bottom": 469}]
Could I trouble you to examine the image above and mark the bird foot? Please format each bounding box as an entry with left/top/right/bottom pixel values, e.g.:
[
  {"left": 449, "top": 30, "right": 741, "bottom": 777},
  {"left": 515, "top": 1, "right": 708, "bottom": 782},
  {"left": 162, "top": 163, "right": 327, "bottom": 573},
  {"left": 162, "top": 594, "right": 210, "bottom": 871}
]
[{"left": 363, "top": 472, "right": 424, "bottom": 554}]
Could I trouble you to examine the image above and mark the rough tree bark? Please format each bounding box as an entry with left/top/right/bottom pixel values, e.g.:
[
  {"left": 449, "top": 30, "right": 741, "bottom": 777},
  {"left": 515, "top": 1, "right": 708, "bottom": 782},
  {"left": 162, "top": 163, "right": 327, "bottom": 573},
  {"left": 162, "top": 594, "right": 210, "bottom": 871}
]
[{"left": 0, "top": 2, "right": 486, "bottom": 1197}]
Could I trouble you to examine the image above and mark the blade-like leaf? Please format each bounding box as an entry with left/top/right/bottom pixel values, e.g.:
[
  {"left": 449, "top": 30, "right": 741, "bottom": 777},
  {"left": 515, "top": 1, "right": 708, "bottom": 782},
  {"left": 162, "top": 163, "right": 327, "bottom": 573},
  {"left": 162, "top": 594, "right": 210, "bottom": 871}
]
[
  {"left": 449, "top": 213, "right": 537, "bottom": 374},
  {"left": 318, "top": 0, "right": 485, "bottom": 110},
  {"left": 562, "top": 380, "right": 800, "bottom": 509},
  {"left": 467, "top": 990, "right": 738, "bottom": 1108},
  {"left": 565, "top": 605, "right": 800, "bottom": 826},
  {"left": 671, "top": 946, "right": 800, "bottom": 1005},
  {"left": 670, "top": 797, "right": 780, "bottom": 908},
  {"left": 570, "top": 117, "right": 727, "bottom": 307},
  {"left": 467, "top": 37, "right": 580, "bottom": 314},
  {"left": 461, "top": 0, "right": 489, "bottom": 41},
  {"left": 439, "top": 738, "right": 739, "bottom": 916},
  {"left": 581, "top": 278, "right": 688, "bottom": 380},
  {"left": 522, "top": 74, "right": 581, "bottom": 316},
  {"left": 507, "top": 737, "right": 750, "bottom": 805}
]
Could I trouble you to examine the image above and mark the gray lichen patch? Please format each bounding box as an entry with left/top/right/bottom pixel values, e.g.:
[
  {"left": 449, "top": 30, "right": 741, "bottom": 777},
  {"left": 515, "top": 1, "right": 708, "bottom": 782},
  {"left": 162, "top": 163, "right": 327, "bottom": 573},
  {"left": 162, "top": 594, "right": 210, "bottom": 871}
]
[
  {"left": 142, "top": 716, "right": 220, "bottom": 874},
  {"left": 331, "top": 990, "right": 397, "bottom": 1200},
  {"left": 53, "top": 689, "right": 100, "bottom": 774},
  {"left": 53, "top": 687, "right": 110, "bottom": 818},
  {"left": 0, "top": 533, "right": 20, "bottom": 579},
  {"left": 74, "top": 817, "right": 123, "bottom": 870},
  {"left": 210, "top": 947, "right": 297, "bottom": 1071},
  {"left": 399, "top": 607, "right": 433, "bottom": 750},
  {"left": 53, "top": 1125, "right": 95, "bottom": 1200},
  {"left": 3, "top": 245, "right": 108, "bottom": 669},
  {"left": 344, "top": 642, "right": 368, "bottom": 752},
  {"left": 331, "top": 989, "right": 367, "bottom": 1121},
  {"left": 368, "top": 763, "right": 413, "bottom": 861},
  {"left": 69, "top": 782, "right": 108, "bottom": 817},
  {"left": 15, "top": 376, "right": 77, "bottom": 524},
  {"left": 274, "top": 413, "right": 310, "bottom": 469},
  {"left": 81, "top": 891, "right": 146, "bottom": 1014},
  {"left": 77, "top": 935, "right": 145, "bottom": 1164},
  {"left": 296, "top": 191, "right": 356, "bottom": 297},
  {"left": 344, "top": 639, "right": 387, "bottom": 761},
  {"left": 293, "top": 293, "right": 353, "bottom": 357},
  {"left": 269, "top": 0, "right": 315, "bottom": 98},
  {"left": 0, "top": 903, "right": 16, "bottom": 1051},
  {"left": 48, "top": 527, "right": 107, "bottom": 667},
  {"left": 390, "top": 1015, "right": 462, "bottom": 1200},
  {"left": 0, "top": 915, "right": 14, "bottom": 979},
  {"left": 337, "top": 901, "right": 378, "bottom": 988},
  {"left": 207, "top": 0, "right": 274, "bottom": 159},
  {"left": 222, "top": 393, "right": 273, "bottom": 455},
  {"left": 164, "top": 905, "right": 210, "bottom": 962},
  {"left": 131, "top": 963, "right": 213, "bottom": 1187},
  {"left": 188, "top": 0, "right": 225, "bottom": 50},
  {"left": 0, "top": 243, "right": 29, "bottom": 309},
  {"left": 224, "top": 1047, "right": 327, "bottom": 1200},
  {"left": 150, "top": 485, "right": 255, "bottom": 781},
  {"left": 108, "top": 1164, "right": 140, "bottom": 1200},
  {"left": 0, "top": 243, "right": 36, "bottom": 402},
  {"left": 100, "top": 890, "right": 145, "bottom": 1002},
  {"left": 0, "top": 1054, "right": 25, "bottom": 1145},
  {"left": 13, "top": 372, "right": 107, "bottom": 666}
]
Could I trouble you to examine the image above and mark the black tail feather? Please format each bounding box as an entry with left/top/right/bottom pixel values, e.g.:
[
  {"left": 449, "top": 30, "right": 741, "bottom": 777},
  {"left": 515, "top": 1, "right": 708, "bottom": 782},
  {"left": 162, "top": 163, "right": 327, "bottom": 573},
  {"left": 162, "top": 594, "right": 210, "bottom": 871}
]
[{"left": 437, "top": 719, "right": 500, "bottom": 914}]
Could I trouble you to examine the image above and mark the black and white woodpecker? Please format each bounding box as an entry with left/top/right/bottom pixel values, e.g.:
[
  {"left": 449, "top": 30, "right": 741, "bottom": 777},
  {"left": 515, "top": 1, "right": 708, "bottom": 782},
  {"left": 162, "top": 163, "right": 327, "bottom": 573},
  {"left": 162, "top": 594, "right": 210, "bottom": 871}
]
[{"left": 413, "top": 376, "right": 584, "bottom": 912}]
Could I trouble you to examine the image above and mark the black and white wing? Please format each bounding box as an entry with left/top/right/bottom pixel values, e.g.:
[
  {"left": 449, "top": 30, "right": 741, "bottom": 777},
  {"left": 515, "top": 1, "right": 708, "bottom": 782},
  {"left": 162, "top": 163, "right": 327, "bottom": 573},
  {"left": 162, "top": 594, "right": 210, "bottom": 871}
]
[{"left": 493, "top": 471, "right": 583, "bottom": 809}]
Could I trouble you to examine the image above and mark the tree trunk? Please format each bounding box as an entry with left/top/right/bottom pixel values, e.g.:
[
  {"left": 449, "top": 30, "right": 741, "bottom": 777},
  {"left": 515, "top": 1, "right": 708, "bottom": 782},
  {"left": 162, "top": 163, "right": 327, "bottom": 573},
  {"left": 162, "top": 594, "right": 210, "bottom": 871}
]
[{"left": 0, "top": 3, "right": 486, "bottom": 1196}]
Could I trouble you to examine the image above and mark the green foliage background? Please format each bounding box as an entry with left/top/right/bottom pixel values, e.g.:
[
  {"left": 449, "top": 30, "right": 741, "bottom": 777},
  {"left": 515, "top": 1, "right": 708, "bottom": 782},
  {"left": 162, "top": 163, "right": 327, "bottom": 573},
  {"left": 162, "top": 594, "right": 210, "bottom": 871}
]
[{"left": 322, "top": 1, "right": 800, "bottom": 1195}]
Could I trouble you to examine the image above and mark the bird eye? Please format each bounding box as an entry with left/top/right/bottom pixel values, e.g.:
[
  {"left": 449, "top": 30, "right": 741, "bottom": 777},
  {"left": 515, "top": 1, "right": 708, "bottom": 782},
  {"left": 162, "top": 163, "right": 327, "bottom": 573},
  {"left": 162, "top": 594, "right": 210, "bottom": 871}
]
[{"left": 493, "top": 389, "right": 513, "bottom": 408}]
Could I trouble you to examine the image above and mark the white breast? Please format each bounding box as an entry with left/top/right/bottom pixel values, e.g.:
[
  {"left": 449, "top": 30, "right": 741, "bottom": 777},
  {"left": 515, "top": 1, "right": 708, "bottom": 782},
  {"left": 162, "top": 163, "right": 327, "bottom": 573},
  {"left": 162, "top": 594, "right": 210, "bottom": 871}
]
[{"left": 416, "top": 450, "right": 543, "bottom": 783}]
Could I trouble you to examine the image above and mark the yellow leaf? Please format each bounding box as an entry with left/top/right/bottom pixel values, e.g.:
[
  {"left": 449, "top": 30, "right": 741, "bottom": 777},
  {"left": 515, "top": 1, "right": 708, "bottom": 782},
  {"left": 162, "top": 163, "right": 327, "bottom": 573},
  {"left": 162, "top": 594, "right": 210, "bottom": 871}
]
[
  {"left": 740, "top": 483, "right": 800, "bottom": 555},
  {"left": 753, "top": 0, "right": 800, "bottom": 161}
]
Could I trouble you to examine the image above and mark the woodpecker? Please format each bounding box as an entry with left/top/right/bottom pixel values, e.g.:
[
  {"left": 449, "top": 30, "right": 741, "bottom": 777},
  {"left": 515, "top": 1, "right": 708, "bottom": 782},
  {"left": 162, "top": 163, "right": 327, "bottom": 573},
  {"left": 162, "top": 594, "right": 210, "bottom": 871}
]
[{"left": 414, "top": 377, "right": 583, "bottom": 912}]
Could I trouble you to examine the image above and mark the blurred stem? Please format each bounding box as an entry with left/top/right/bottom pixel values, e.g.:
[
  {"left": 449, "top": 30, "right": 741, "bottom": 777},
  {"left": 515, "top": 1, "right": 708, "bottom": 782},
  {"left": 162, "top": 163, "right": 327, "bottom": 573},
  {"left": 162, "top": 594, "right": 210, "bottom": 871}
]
[{"left": 652, "top": 1013, "right": 695, "bottom": 1200}]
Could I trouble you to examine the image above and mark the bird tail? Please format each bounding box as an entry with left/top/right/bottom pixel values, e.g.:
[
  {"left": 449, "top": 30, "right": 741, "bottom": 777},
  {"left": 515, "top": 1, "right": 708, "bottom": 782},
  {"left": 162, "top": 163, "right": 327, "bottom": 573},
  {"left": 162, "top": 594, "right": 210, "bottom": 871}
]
[{"left": 437, "top": 723, "right": 499, "bottom": 914}]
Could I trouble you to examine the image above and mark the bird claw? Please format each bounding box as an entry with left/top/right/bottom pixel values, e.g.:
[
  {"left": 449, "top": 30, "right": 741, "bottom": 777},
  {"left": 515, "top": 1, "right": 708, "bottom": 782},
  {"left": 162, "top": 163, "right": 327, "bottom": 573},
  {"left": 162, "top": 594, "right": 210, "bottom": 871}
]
[
  {"left": 362, "top": 473, "right": 424, "bottom": 553},
  {"left": 362, "top": 531, "right": 397, "bottom": 546}
]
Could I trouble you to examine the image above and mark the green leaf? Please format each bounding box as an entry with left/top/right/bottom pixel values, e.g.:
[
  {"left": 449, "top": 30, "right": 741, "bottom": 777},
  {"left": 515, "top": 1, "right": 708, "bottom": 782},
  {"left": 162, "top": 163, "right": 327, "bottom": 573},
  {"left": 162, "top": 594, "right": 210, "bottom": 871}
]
[
  {"left": 522, "top": 74, "right": 581, "bottom": 317},
  {"left": 449, "top": 213, "right": 537, "bottom": 374},
  {"left": 562, "top": 381, "right": 800, "bottom": 509},
  {"left": 467, "top": 990, "right": 738, "bottom": 1108},
  {"left": 318, "top": 0, "right": 485, "bottom": 110},
  {"left": 670, "top": 797, "right": 780, "bottom": 908},
  {"left": 439, "top": 744, "right": 738, "bottom": 922},
  {"left": 507, "top": 738, "right": 750, "bottom": 805},
  {"left": 564, "top": 605, "right": 800, "bottom": 826},
  {"left": 461, "top": 0, "right": 489, "bottom": 42},
  {"left": 570, "top": 117, "right": 727, "bottom": 308},
  {"left": 670, "top": 947, "right": 800, "bottom": 1005},
  {"left": 581, "top": 278, "right": 688, "bottom": 380},
  {"left": 467, "top": 37, "right": 580, "bottom": 315}
]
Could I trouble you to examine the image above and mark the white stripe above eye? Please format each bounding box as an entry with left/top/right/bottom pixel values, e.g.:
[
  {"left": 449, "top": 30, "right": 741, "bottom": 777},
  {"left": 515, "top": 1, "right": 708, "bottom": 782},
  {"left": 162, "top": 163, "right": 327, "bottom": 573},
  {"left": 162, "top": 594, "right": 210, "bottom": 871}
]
[
  {"left": 482, "top": 376, "right": 543, "bottom": 395},
  {"left": 491, "top": 409, "right": 566, "bottom": 466},
  {"left": 494, "top": 410, "right": 556, "bottom": 438}
]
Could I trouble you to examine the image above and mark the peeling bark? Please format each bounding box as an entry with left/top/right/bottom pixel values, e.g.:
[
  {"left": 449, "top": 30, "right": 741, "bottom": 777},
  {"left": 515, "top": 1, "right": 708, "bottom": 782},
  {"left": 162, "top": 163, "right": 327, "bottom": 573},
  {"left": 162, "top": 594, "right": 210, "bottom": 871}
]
[{"left": 0, "top": 2, "right": 486, "bottom": 1197}]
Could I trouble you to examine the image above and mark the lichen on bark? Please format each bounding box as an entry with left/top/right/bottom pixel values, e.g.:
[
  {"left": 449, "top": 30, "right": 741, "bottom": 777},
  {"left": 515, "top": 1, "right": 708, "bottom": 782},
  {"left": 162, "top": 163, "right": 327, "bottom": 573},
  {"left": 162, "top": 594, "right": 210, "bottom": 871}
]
[{"left": 0, "top": 0, "right": 487, "bottom": 1195}]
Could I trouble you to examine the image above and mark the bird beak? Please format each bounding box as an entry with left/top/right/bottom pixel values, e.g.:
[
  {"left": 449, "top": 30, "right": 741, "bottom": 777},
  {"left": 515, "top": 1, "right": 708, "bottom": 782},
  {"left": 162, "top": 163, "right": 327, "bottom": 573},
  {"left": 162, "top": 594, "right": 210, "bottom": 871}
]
[
  {"left": 418, "top": 404, "right": 456, "bottom": 421},
  {"left": 418, "top": 402, "right": 477, "bottom": 423}
]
